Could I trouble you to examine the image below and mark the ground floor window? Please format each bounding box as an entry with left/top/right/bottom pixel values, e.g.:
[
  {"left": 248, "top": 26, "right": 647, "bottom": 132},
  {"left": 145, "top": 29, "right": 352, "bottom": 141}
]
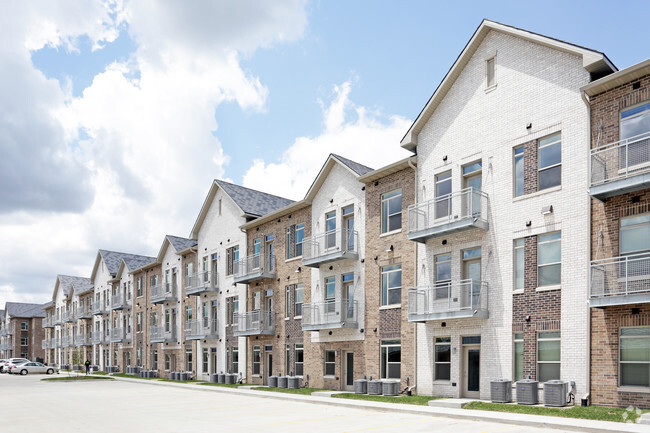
[
  {"left": 286, "top": 345, "right": 291, "bottom": 375},
  {"left": 620, "top": 327, "right": 650, "bottom": 387},
  {"left": 295, "top": 344, "right": 304, "bottom": 376},
  {"left": 253, "top": 346, "right": 261, "bottom": 375},
  {"left": 203, "top": 348, "right": 209, "bottom": 373},
  {"left": 514, "top": 333, "right": 524, "bottom": 382},
  {"left": 232, "top": 346, "right": 239, "bottom": 373},
  {"left": 165, "top": 354, "right": 170, "bottom": 371},
  {"left": 537, "top": 331, "right": 560, "bottom": 382},
  {"left": 152, "top": 350, "right": 158, "bottom": 370},
  {"left": 185, "top": 349, "right": 192, "bottom": 372},
  {"left": 435, "top": 337, "right": 451, "bottom": 381},
  {"left": 136, "top": 348, "right": 141, "bottom": 366},
  {"left": 380, "top": 339, "right": 401, "bottom": 379},
  {"left": 113, "top": 350, "right": 118, "bottom": 366},
  {"left": 325, "top": 350, "right": 336, "bottom": 376}
]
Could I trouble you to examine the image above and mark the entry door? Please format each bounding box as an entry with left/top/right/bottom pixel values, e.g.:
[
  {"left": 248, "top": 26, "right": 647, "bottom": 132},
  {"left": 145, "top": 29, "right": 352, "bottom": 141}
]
[
  {"left": 342, "top": 205, "right": 355, "bottom": 251},
  {"left": 212, "top": 352, "right": 217, "bottom": 375},
  {"left": 463, "top": 170, "right": 482, "bottom": 217},
  {"left": 462, "top": 248, "right": 481, "bottom": 309},
  {"left": 343, "top": 352, "right": 354, "bottom": 391},
  {"left": 462, "top": 346, "right": 480, "bottom": 398},
  {"left": 170, "top": 354, "right": 176, "bottom": 372},
  {"left": 266, "top": 352, "right": 273, "bottom": 385}
]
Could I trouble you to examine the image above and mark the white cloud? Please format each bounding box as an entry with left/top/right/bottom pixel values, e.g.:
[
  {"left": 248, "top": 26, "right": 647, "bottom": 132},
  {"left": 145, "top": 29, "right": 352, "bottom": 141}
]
[{"left": 242, "top": 80, "right": 413, "bottom": 200}]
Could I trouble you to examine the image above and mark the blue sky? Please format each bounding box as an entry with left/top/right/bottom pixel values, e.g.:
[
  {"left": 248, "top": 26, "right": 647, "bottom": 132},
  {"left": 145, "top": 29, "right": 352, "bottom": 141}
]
[{"left": 1, "top": 0, "right": 649, "bottom": 303}]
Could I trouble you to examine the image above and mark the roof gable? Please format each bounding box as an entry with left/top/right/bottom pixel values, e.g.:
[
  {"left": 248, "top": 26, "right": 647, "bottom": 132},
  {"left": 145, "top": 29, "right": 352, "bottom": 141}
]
[
  {"left": 400, "top": 19, "right": 616, "bottom": 151},
  {"left": 53, "top": 275, "right": 91, "bottom": 301},
  {"left": 5, "top": 302, "right": 47, "bottom": 318},
  {"left": 91, "top": 249, "right": 155, "bottom": 281},
  {"left": 304, "top": 154, "right": 374, "bottom": 201}
]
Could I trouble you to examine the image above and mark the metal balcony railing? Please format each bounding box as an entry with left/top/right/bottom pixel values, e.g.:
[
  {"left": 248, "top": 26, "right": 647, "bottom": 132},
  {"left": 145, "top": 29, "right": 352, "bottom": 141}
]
[
  {"left": 302, "top": 229, "right": 359, "bottom": 268},
  {"left": 185, "top": 319, "right": 219, "bottom": 340},
  {"left": 407, "top": 187, "right": 489, "bottom": 242},
  {"left": 42, "top": 317, "right": 54, "bottom": 328},
  {"left": 185, "top": 271, "right": 219, "bottom": 296},
  {"left": 63, "top": 311, "right": 74, "bottom": 323},
  {"left": 54, "top": 314, "right": 63, "bottom": 325},
  {"left": 302, "top": 299, "right": 358, "bottom": 331},
  {"left": 110, "top": 328, "right": 132, "bottom": 343},
  {"left": 233, "top": 254, "right": 276, "bottom": 284},
  {"left": 590, "top": 131, "right": 650, "bottom": 199},
  {"left": 92, "top": 300, "right": 108, "bottom": 315},
  {"left": 60, "top": 336, "right": 70, "bottom": 348},
  {"left": 75, "top": 305, "right": 92, "bottom": 320},
  {"left": 150, "top": 282, "right": 178, "bottom": 304},
  {"left": 590, "top": 253, "right": 650, "bottom": 307},
  {"left": 408, "top": 279, "right": 489, "bottom": 321},
  {"left": 92, "top": 331, "right": 107, "bottom": 345},
  {"left": 233, "top": 310, "right": 275, "bottom": 336},
  {"left": 150, "top": 325, "right": 177, "bottom": 343},
  {"left": 75, "top": 334, "right": 92, "bottom": 346},
  {"left": 111, "top": 292, "right": 132, "bottom": 310}
]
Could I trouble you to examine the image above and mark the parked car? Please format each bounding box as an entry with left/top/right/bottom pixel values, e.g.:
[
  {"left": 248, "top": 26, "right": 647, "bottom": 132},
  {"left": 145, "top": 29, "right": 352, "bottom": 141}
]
[
  {"left": 4, "top": 358, "right": 30, "bottom": 373},
  {"left": 12, "top": 361, "right": 58, "bottom": 375},
  {"left": 0, "top": 359, "right": 8, "bottom": 373}
]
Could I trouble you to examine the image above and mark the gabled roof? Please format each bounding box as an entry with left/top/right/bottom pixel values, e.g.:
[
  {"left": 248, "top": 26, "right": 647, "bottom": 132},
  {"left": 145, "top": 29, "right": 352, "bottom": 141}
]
[
  {"left": 91, "top": 249, "right": 155, "bottom": 281},
  {"left": 582, "top": 58, "right": 650, "bottom": 97},
  {"left": 53, "top": 275, "right": 91, "bottom": 301},
  {"left": 190, "top": 179, "right": 294, "bottom": 238},
  {"left": 42, "top": 301, "right": 55, "bottom": 310},
  {"left": 115, "top": 252, "right": 157, "bottom": 280},
  {"left": 304, "top": 154, "right": 374, "bottom": 201},
  {"left": 166, "top": 235, "right": 197, "bottom": 253},
  {"left": 400, "top": 19, "right": 617, "bottom": 151},
  {"left": 358, "top": 155, "right": 417, "bottom": 183},
  {"left": 5, "top": 302, "right": 47, "bottom": 319}
]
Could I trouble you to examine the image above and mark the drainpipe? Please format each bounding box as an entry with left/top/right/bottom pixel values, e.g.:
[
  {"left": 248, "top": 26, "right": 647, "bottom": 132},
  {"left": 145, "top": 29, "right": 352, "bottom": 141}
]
[
  {"left": 407, "top": 156, "right": 418, "bottom": 391},
  {"left": 581, "top": 89, "right": 592, "bottom": 405}
]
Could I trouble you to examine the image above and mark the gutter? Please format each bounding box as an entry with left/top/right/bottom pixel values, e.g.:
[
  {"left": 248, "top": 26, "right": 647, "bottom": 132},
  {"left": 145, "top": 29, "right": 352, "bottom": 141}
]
[
  {"left": 581, "top": 89, "right": 592, "bottom": 405},
  {"left": 407, "top": 157, "right": 418, "bottom": 391}
]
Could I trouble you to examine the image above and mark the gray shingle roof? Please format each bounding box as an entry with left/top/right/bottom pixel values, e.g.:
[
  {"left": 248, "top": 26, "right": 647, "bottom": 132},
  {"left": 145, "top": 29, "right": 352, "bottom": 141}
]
[
  {"left": 166, "top": 235, "right": 197, "bottom": 252},
  {"left": 57, "top": 275, "right": 92, "bottom": 297},
  {"left": 5, "top": 302, "right": 46, "bottom": 318},
  {"left": 99, "top": 250, "right": 156, "bottom": 275},
  {"left": 216, "top": 180, "right": 294, "bottom": 217},
  {"left": 331, "top": 154, "right": 374, "bottom": 176}
]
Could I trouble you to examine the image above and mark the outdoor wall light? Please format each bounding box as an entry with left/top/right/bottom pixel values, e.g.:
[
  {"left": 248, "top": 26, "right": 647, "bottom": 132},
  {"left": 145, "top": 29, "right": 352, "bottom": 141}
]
[
  {"left": 526, "top": 123, "right": 532, "bottom": 129},
  {"left": 386, "top": 245, "right": 394, "bottom": 252},
  {"left": 541, "top": 205, "right": 553, "bottom": 215},
  {"left": 526, "top": 221, "right": 532, "bottom": 227},
  {"left": 442, "top": 155, "right": 448, "bottom": 162},
  {"left": 295, "top": 267, "right": 301, "bottom": 273}
]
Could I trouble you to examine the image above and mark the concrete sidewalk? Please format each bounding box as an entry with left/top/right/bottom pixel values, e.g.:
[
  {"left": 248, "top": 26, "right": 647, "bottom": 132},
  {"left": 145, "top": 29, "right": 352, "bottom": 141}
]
[{"left": 92, "top": 373, "right": 647, "bottom": 433}]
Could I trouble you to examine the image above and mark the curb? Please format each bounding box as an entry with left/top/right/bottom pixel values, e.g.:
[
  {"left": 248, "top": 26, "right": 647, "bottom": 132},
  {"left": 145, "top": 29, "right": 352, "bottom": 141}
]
[{"left": 95, "top": 374, "right": 647, "bottom": 433}]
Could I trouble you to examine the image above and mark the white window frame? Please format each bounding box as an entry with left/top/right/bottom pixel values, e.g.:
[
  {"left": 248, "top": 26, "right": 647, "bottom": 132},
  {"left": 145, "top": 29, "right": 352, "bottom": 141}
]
[
  {"left": 620, "top": 213, "right": 650, "bottom": 255},
  {"left": 324, "top": 350, "right": 336, "bottom": 376},
  {"left": 295, "top": 344, "right": 304, "bottom": 376},
  {"left": 381, "top": 264, "right": 402, "bottom": 306},
  {"left": 619, "top": 326, "right": 650, "bottom": 388},
  {"left": 381, "top": 189, "right": 402, "bottom": 234},
  {"left": 537, "top": 231, "right": 561, "bottom": 288},
  {"left": 514, "top": 238, "right": 525, "bottom": 291},
  {"left": 252, "top": 346, "right": 261, "bottom": 376},
  {"left": 514, "top": 332, "right": 524, "bottom": 382},
  {"left": 537, "top": 331, "right": 561, "bottom": 382},
  {"left": 380, "top": 339, "right": 401, "bottom": 379},
  {"left": 434, "top": 336, "right": 451, "bottom": 381},
  {"left": 295, "top": 283, "right": 304, "bottom": 318},
  {"left": 514, "top": 145, "right": 524, "bottom": 197},
  {"left": 486, "top": 56, "right": 496, "bottom": 89},
  {"left": 538, "top": 132, "right": 562, "bottom": 191}
]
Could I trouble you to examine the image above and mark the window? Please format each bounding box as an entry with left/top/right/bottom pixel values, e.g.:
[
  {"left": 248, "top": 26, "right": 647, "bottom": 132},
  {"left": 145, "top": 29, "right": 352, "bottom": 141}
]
[
  {"left": 514, "top": 333, "right": 524, "bottom": 382},
  {"left": 136, "top": 312, "right": 142, "bottom": 332},
  {"left": 185, "top": 349, "right": 192, "bottom": 372},
  {"left": 21, "top": 322, "right": 28, "bottom": 331},
  {"left": 226, "top": 246, "right": 239, "bottom": 275},
  {"left": 253, "top": 346, "right": 261, "bottom": 375},
  {"left": 137, "top": 277, "right": 143, "bottom": 297},
  {"left": 538, "top": 132, "right": 561, "bottom": 190},
  {"left": 514, "top": 239, "right": 524, "bottom": 291},
  {"left": 381, "top": 264, "right": 402, "bottom": 306},
  {"left": 325, "top": 211, "right": 337, "bottom": 249},
  {"left": 137, "top": 348, "right": 141, "bottom": 366},
  {"left": 435, "top": 172, "right": 452, "bottom": 218},
  {"left": 150, "top": 274, "right": 159, "bottom": 288},
  {"left": 186, "top": 305, "right": 193, "bottom": 321},
  {"left": 621, "top": 102, "right": 650, "bottom": 168},
  {"left": 295, "top": 344, "right": 304, "bottom": 376},
  {"left": 486, "top": 57, "right": 496, "bottom": 88},
  {"left": 233, "top": 296, "right": 239, "bottom": 321},
  {"left": 285, "top": 286, "right": 291, "bottom": 317},
  {"left": 185, "top": 262, "right": 193, "bottom": 287},
  {"left": 203, "top": 348, "right": 209, "bottom": 373},
  {"left": 295, "top": 284, "right": 304, "bottom": 317},
  {"left": 620, "top": 327, "right": 650, "bottom": 387},
  {"left": 514, "top": 146, "right": 524, "bottom": 197},
  {"left": 620, "top": 213, "right": 650, "bottom": 256},
  {"left": 253, "top": 291, "right": 261, "bottom": 311},
  {"left": 434, "top": 337, "right": 451, "bottom": 381},
  {"left": 538, "top": 232, "right": 561, "bottom": 287},
  {"left": 325, "top": 276, "right": 336, "bottom": 301},
  {"left": 232, "top": 346, "right": 239, "bottom": 373},
  {"left": 165, "top": 354, "right": 170, "bottom": 371},
  {"left": 380, "top": 339, "right": 401, "bottom": 379},
  {"left": 434, "top": 253, "right": 452, "bottom": 299},
  {"left": 286, "top": 223, "right": 305, "bottom": 259},
  {"left": 21, "top": 337, "right": 28, "bottom": 346},
  {"left": 152, "top": 350, "right": 158, "bottom": 370},
  {"left": 286, "top": 345, "right": 291, "bottom": 375},
  {"left": 537, "top": 331, "right": 560, "bottom": 382},
  {"left": 325, "top": 350, "right": 336, "bottom": 376},
  {"left": 381, "top": 189, "right": 402, "bottom": 233}
]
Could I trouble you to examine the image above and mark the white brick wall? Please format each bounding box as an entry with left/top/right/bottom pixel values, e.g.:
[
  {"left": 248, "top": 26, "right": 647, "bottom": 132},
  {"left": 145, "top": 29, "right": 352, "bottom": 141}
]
[{"left": 414, "top": 30, "right": 591, "bottom": 398}]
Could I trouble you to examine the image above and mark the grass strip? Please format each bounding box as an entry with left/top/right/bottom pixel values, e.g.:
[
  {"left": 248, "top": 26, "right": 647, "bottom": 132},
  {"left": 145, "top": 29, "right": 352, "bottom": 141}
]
[
  {"left": 110, "top": 372, "right": 159, "bottom": 380},
  {"left": 332, "top": 393, "right": 441, "bottom": 406},
  {"left": 158, "top": 379, "right": 204, "bottom": 384},
  {"left": 198, "top": 382, "right": 249, "bottom": 388},
  {"left": 464, "top": 401, "right": 648, "bottom": 423},
  {"left": 42, "top": 376, "right": 114, "bottom": 381},
  {"left": 252, "top": 387, "right": 329, "bottom": 395}
]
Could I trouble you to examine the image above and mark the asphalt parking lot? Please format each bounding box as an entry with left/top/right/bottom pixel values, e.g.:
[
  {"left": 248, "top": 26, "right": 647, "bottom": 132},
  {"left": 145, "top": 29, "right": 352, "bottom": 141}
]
[{"left": 0, "top": 372, "right": 575, "bottom": 433}]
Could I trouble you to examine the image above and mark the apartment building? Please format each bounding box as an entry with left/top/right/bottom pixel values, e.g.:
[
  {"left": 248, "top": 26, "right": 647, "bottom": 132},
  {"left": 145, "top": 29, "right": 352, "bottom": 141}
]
[
  {"left": 402, "top": 20, "right": 615, "bottom": 399},
  {"left": 584, "top": 59, "right": 650, "bottom": 408},
  {"left": 0, "top": 303, "right": 46, "bottom": 361}
]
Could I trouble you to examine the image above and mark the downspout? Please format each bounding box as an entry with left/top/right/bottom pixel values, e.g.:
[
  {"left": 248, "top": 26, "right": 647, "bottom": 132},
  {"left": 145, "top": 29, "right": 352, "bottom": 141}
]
[
  {"left": 407, "top": 156, "right": 418, "bottom": 392},
  {"left": 581, "top": 89, "right": 592, "bottom": 405}
]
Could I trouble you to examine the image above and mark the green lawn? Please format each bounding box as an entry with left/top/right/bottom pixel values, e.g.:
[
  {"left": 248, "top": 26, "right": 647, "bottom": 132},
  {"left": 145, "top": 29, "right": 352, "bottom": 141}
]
[
  {"left": 252, "top": 387, "right": 328, "bottom": 395},
  {"left": 464, "top": 401, "right": 648, "bottom": 423},
  {"left": 332, "top": 393, "right": 441, "bottom": 406},
  {"left": 158, "top": 378, "right": 204, "bottom": 384},
  {"left": 42, "top": 376, "right": 114, "bottom": 381},
  {"left": 92, "top": 371, "right": 109, "bottom": 375},
  {"left": 198, "top": 382, "right": 250, "bottom": 388},
  {"left": 111, "top": 372, "right": 159, "bottom": 380}
]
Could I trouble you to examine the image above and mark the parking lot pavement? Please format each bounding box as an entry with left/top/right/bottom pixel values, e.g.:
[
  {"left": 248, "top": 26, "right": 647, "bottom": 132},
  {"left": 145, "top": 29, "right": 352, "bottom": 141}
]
[{"left": 0, "top": 373, "right": 574, "bottom": 433}]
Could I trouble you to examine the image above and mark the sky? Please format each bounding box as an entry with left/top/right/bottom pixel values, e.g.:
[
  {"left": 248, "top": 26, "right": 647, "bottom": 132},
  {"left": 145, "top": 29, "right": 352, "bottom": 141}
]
[{"left": 1, "top": 0, "right": 649, "bottom": 306}]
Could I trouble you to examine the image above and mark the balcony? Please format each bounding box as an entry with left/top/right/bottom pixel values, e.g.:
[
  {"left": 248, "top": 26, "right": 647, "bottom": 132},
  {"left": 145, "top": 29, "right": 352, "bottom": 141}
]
[
  {"left": 407, "top": 187, "right": 489, "bottom": 243},
  {"left": 408, "top": 280, "right": 489, "bottom": 322},
  {"left": 60, "top": 336, "right": 70, "bottom": 348},
  {"left": 63, "top": 312, "right": 74, "bottom": 323},
  {"left": 54, "top": 314, "right": 63, "bottom": 325},
  {"left": 53, "top": 338, "right": 61, "bottom": 348},
  {"left": 185, "top": 319, "right": 219, "bottom": 340},
  {"left": 42, "top": 317, "right": 54, "bottom": 328},
  {"left": 92, "top": 331, "right": 108, "bottom": 345},
  {"left": 75, "top": 306, "right": 92, "bottom": 320},
  {"left": 110, "top": 328, "right": 132, "bottom": 344},
  {"left": 302, "top": 299, "right": 358, "bottom": 331},
  {"left": 590, "top": 132, "right": 650, "bottom": 200},
  {"left": 185, "top": 271, "right": 219, "bottom": 296},
  {"left": 233, "top": 255, "right": 276, "bottom": 284},
  {"left": 302, "top": 229, "right": 359, "bottom": 268},
  {"left": 111, "top": 293, "right": 132, "bottom": 310},
  {"left": 92, "top": 300, "right": 109, "bottom": 315},
  {"left": 150, "top": 325, "right": 178, "bottom": 343},
  {"left": 75, "top": 334, "right": 92, "bottom": 346},
  {"left": 150, "top": 283, "right": 178, "bottom": 304},
  {"left": 590, "top": 253, "right": 650, "bottom": 307},
  {"left": 233, "top": 310, "right": 275, "bottom": 336}
]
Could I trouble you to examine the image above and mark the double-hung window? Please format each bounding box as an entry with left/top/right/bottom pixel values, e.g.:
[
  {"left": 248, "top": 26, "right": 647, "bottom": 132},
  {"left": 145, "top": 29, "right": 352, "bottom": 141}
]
[
  {"left": 295, "top": 344, "right": 304, "bottom": 376},
  {"left": 295, "top": 283, "right": 304, "bottom": 317},
  {"left": 537, "top": 331, "right": 561, "bottom": 382},
  {"left": 620, "top": 101, "right": 650, "bottom": 170},
  {"left": 538, "top": 132, "right": 561, "bottom": 190},
  {"left": 514, "top": 146, "right": 524, "bottom": 197},
  {"left": 538, "top": 232, "right": 561, "bottom": 287},
  {"left": 620, "top": 327, "right": 650, "bottom": 387},
  {"left": 232, "top": 346, "right": 239, "bottom": 373},
  {"left": 514, "top": 333, "right": 524, "bottom": 382},
  {"left": 253, "top": 346, "right": 261, "bottom": 375},
  {"left": 380, "top": 339, "right": 401, "bottom": 379},
  {"left": 434, "top": 337, "right": 451, "bottom": 380},
  {"left": 620, "top": 213, "right": 650, "bottom": 256},
  {"left": 381, "top": 189, "right": 402, "bottom": 233},
  {"left": 514, "top": 239, "right": 525, "bottom": 291},
  {"left": 435, "top": 172, "right": 452, "bottom": 219},
  {"left": 285, "top": 285, "right": 292, "bottom": 318},
  {"left": 381, "top": 264, "right": 402, "bottom": 306},
  {"left": 434, "top": 253, "right": 452, "bottom": 299},
  {"left": 286, "top": 223, "right": 305, "bottom": 259},
  {"left": 325, "top": 350, "right": 336, "bottom": 376},
  {"left": 486, "top": 57, "right": 496, "bottom": 88},
  {"left": 226, "top": 246, "right": 239, "bottom": 275}
]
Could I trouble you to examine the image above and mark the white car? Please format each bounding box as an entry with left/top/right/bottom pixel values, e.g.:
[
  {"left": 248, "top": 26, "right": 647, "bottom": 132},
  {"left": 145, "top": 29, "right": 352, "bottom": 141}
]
[
  {"left": 4, "top": 358, "right": 30, "bottom": 374},
  {"left": 12, "top": 361, "right": 58, "bottom": 375}
]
